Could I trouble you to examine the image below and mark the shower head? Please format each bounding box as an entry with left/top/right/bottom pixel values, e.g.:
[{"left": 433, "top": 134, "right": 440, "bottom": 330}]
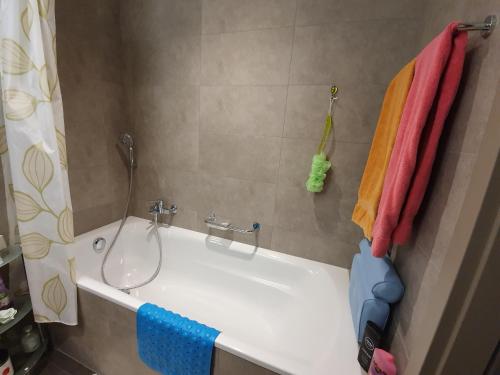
[
  {"left": 119, "top": 133, "right": 134, "bottom": 149},
  {"left": 119, "top": 133, "right": 135, "bottom": 168}
]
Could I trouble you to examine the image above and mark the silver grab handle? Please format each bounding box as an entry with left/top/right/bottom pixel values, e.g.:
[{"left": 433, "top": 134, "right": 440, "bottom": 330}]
[{"left": 204, "top": 212, "right": 260, "bottom": 233}]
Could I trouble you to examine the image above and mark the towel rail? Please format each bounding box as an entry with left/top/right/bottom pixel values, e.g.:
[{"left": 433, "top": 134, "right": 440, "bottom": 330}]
[
  {"left": 204, "top": 212, "right": 260, "bottom": 234},
  {"left": 457, "top": 15, "right": 496, "bottom": 38}
]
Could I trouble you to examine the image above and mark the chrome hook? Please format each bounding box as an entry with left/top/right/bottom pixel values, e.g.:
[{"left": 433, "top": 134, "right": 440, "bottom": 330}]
[{"left": 329, "top": 85, "right": 339, "bottom": 115}]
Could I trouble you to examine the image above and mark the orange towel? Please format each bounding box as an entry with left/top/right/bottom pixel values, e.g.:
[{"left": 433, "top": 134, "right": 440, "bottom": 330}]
[{"left": 352, "top": 60, "right": 415, "bottom": 239}]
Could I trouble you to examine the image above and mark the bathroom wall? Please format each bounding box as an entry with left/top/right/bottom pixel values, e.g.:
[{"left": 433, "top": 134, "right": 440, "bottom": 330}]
[
  {"left": 122, "top": 0, "right": 424, "bottom": 267},
  {"left": 387, "top": 0, "right": 500, "bottom": 372},
  {"left": 55, "top": 0, "right": 129, "bottom": 235}
]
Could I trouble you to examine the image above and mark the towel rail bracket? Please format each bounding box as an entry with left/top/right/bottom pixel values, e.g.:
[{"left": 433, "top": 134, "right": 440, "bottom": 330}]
[{"left": 457, "top": 15, "right": 496, "bottom": 38}]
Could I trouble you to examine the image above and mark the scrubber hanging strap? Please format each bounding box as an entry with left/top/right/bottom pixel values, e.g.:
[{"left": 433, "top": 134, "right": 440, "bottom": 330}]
[{"left": 316, "top": 86, "right": 338, "bottom": 154}]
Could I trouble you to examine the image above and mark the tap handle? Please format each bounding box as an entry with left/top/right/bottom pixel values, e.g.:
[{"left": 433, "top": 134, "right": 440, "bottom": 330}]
[{"left": 148, "top": 199, "right": 164, "bottom": 212}]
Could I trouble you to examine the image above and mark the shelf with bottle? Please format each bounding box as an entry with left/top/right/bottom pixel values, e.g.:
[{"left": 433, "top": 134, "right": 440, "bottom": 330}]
[
  {"left": 0, "top": 296, "right": 32, "bottom": 336},
  {"left": 13, "top": 334, "right": 47, "bottom": 375},
  {"left": 0, "top": 242, "right": 48, "bottom": 375},
  {"left": 0, "top": 246, "right": 22, "bottom": 270},
  {"left": 0, "top": 312, "right": 47, "bottom": 375}
]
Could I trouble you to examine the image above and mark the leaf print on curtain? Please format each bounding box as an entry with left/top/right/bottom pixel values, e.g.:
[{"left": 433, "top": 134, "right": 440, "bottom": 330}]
[
  {"left": 20, "top": 232, "right": 52, "bottom": 259},
  {"left": 21, "top": 4, "right": 33, "bottom": 40},
  {"left": 1, "top": 39, "right": 35, "bottom": 74},
  {"left": 13, "top": 190, "right": 43, "bottom": 221},
  {"left": 0, "top": 0, "right": 77, "bottom": 325},
  {"left": 4, "top": 90, "right": 38, "bottom": 121}
]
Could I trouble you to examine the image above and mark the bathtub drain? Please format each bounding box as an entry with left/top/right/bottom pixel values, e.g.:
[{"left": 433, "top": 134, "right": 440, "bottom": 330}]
[{"left": 92, "top": 237, "right": 107, "bottom": 253}]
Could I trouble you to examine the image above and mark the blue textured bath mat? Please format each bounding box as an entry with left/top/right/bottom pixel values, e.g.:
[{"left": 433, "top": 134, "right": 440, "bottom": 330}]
[{"left": 137, "top": 303, "right": 220, "bottom": 375}]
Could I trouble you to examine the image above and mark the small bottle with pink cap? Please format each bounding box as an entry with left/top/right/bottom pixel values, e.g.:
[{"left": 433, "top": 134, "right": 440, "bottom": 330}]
[{"left": 368, "top": 348, "right": 397, "bottom": 375}]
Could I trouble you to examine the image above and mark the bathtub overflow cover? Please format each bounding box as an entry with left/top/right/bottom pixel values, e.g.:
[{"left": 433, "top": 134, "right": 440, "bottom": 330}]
[{"left": 92, "top": 237, "right": 106, "bottom": 253}]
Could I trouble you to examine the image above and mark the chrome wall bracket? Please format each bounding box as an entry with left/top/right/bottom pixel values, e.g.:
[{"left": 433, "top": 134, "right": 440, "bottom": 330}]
[
  {"left": 205, "top": 212, "right": 261, "bottom": 233},
  {"left": 457, "top": 15, "right": 497, "bottom": 38}
]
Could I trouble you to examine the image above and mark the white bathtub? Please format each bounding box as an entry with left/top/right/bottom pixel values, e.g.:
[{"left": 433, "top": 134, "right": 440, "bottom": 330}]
[{"left": 72, "top": 216, "right": 362, "bottom": 375}]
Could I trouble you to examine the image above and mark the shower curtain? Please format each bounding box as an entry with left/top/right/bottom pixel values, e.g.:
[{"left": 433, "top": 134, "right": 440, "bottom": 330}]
[{"left": 0, "top": 0, "right": 77, "bottom": 324}]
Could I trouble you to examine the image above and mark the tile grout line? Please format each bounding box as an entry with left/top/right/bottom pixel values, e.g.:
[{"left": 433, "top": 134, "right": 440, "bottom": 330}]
[
  {"left": 272, "top": 0, "right": 300, "bottom": 243},
  {"left": 395, "top": 328, "right": 410, "bottom": 362},
  {"left": 137, "top": 82, "right": 388, "bottom": 89},
  {"left": 198, "top": 82, "right": 388, "bottom": 88},
  {"left": 199, "top": 16, "right": 420, "bottom": 37},
  {"left": 198, "top": 4, "right": 203, "bottom": 176},
  {"left": 202, "top": 24, "right": 294, "bottom": 36},
  {"left": 195, "top": 128, "right": 371, "bottom": 145}
]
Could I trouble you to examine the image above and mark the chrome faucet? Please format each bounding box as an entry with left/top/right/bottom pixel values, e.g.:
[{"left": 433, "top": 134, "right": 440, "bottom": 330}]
[{"left": 149, "top": 199, "right": 177, "bottom": 223}]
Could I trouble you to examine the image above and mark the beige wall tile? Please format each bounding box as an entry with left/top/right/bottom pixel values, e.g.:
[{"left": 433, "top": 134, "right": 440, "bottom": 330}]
[
  {"left": 199, "top": 132, "right": 281, "bottom": 183},
  {"left": 196, "top": 173, "right": 277, "bottom": 225},
  {"left": 124, "top": 36, "right": 201, "bottom": 87},
  {"left": 121, "top": 0, "right": 202, "bottom": 41},
  {"left": 139, "top": 128, "right": 199, "bottom": 172},
  {"left": 73, "top": 203, "right": 118, "bottom": 235},
  {"left": 278, "top": 137, "right": 317, "bottom": 187},
  {"left": 68, "top": 167, "right": 115, "bottom": 213},
  {"left": 55, "top": 0, "right": 120, "bottom": 41},
  {"left": 273, "top": 182, "right": 362, "bottom": 244},
  {"left": 296, "top": 0, "right": 423, "bottom": 26},
  {"left": 133, "top": 84, "right": 200, "bottom": 134},
  {"left": 271, "top": 227, "right": 357, "bottom": 267},
  {"left": 66, "top": 127, "right": 109, "bottom": 171},
  {"left": 290, "top": 20, "right": 419, "bottom": 86},
  {"left": 284, "top": 83, "right": 385, "bottom": 143},
  {"left": 201, "top": 28, "right": 294, "bottom": 85},
  {"left": 213, "top": 348, "right": 278, "bottom": 375},
  {"left": 133, "top": 167, "right": 200, "bottom": 212},
  {"left": 200, "top": 85, "right": 287, "bottom": 137},
  {"left": 393, "top": 252, "right": 440, "bottom": 355},
  {"left": 202, "top": 0, "right": 296, "bottom": 34},
  {"left": 57, "top": 35, "right": 123, "bottom": 86}
]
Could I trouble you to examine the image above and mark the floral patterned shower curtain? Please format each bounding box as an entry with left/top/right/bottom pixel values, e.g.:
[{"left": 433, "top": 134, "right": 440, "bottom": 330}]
[{"left": 0, "top": 0, "right": 77, "bottom": 324}]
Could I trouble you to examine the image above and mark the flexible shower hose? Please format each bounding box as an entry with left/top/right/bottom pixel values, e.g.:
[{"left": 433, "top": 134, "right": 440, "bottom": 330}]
[{"left": 100, "top": 149, "right": 163, "bottom": 292}]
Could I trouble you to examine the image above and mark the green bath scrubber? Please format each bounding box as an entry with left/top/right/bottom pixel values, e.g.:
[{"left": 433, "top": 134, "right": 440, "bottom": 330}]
[
  {"left": 306, "top": 152, "right": 331, "bottom": 192},
  {"left": 305, "top": 86, "right": 337, "bottom": 193}
]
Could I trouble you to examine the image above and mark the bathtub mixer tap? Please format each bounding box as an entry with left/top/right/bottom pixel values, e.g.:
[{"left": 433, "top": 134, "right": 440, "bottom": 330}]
[
  {"left": 149, "top": 199, "right": 177, "bottom": 223},
  {"left": 205, "top": 211, "right": 261, "bottom": 233}
]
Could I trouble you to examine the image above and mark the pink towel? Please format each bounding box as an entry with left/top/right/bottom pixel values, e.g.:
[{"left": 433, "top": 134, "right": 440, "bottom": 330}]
[{"left": 371, "top": 23, "right": 468, "bottom": 257}]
